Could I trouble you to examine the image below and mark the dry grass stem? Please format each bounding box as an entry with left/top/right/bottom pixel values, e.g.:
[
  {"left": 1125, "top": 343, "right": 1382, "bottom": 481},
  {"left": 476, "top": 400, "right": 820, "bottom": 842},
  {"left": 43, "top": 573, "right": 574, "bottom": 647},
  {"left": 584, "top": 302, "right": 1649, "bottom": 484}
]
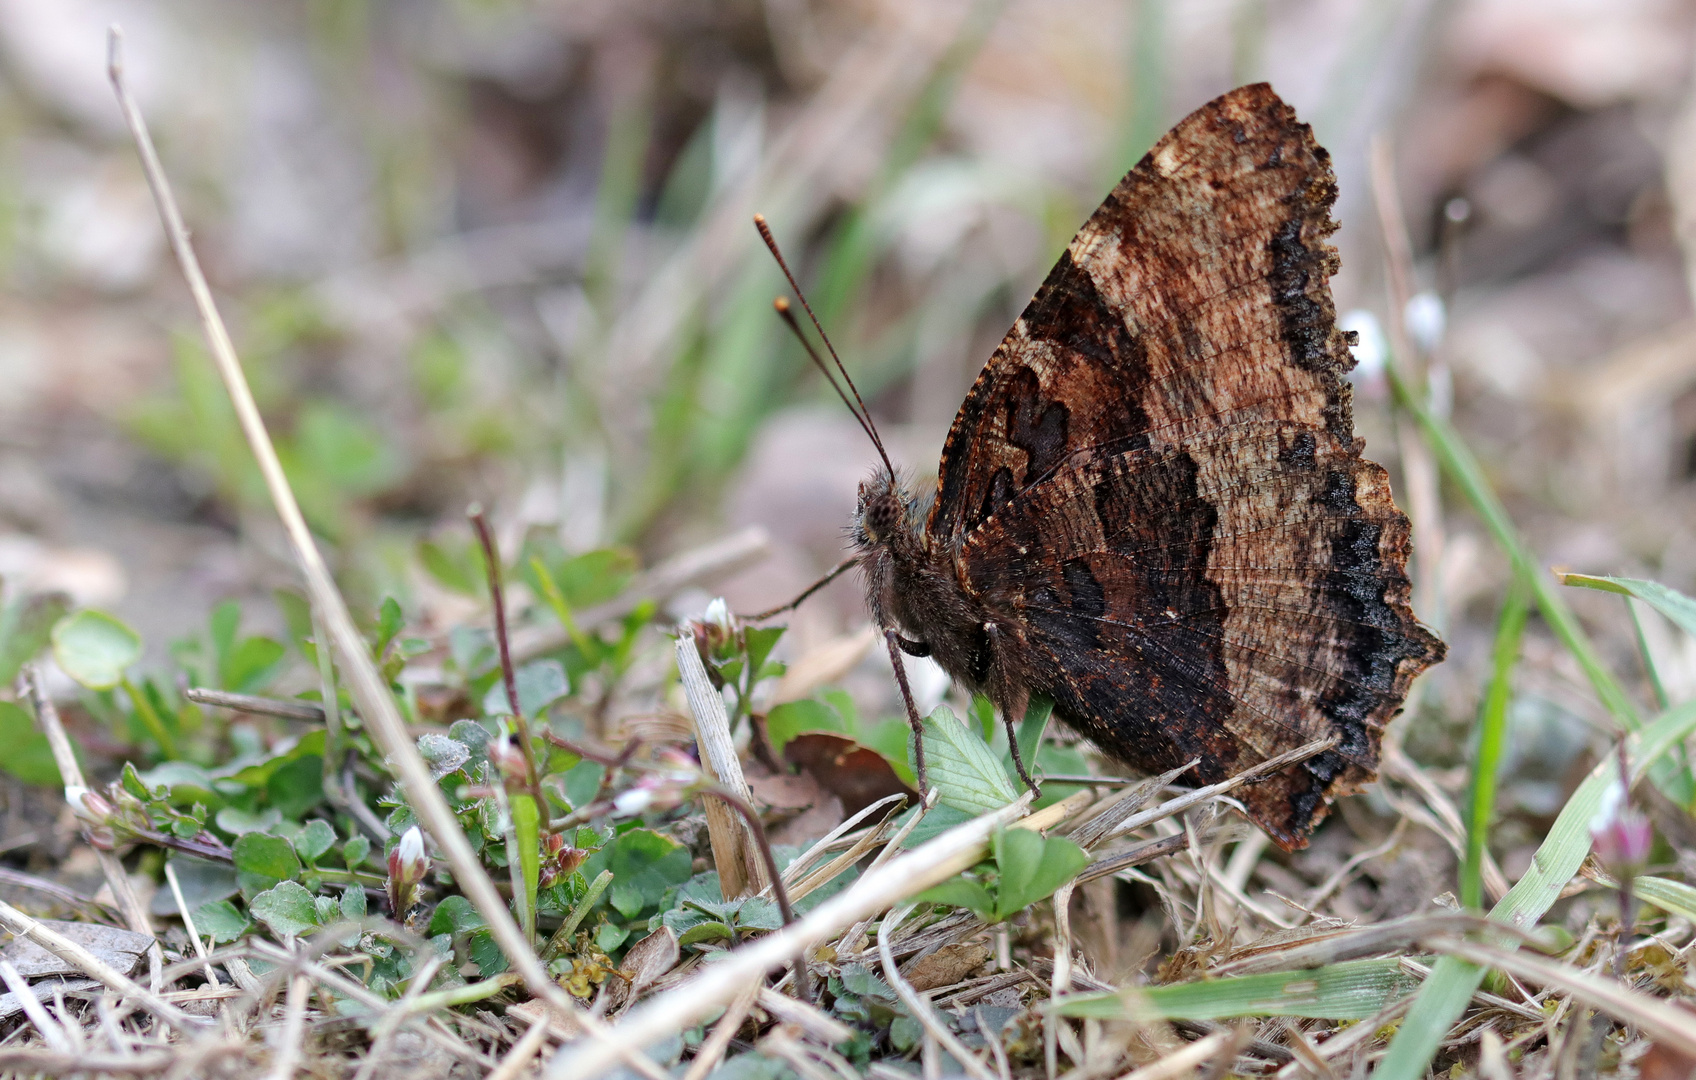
[{"left": 675, "top": 636, "right": 768, "bottom": 897}]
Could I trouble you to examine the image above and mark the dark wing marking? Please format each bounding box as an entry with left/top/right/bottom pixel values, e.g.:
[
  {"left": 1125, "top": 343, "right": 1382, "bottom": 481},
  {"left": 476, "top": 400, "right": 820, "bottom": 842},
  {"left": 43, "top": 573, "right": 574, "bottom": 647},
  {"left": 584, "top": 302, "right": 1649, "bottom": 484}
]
[
  {"left": 957, "top": 431, "right": 1444, "bottom": 849},
  {"left": 928, "top": 82, "right": 1355, "bottom": 551}
]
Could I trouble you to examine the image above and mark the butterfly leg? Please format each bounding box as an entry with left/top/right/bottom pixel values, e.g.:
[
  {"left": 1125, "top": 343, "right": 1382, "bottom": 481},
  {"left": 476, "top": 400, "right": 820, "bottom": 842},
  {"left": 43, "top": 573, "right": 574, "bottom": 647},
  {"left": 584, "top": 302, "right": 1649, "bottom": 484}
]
[
  {"left": 884, "top": 628, "right": 928, "bottom": 797},
  {"left": 985, "top": 622, "right": 1041, "bottom": 797}
]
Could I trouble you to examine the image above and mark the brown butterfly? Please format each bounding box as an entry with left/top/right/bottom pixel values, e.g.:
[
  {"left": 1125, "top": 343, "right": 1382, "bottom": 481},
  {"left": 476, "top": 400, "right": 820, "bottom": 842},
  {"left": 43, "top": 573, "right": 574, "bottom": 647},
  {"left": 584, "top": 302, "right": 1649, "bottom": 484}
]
[{"left": 759, "top": 83, "right": 1445, "bottom": 850}]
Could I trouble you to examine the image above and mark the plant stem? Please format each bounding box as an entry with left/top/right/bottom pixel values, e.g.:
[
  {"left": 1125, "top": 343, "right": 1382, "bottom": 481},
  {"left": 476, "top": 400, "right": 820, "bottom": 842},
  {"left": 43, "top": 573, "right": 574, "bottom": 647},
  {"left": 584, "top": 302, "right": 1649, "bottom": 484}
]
[
  {"left": 543, "top": 869, "right": 613, "bottom": 961},
  {"left": 700, "top": 783, "right": 810, "bottom": 1003},
  {"left": 470, "top": 507, "right": 554, "bottom": 830},
  {"left": 121, "top": 677, "right": 178, "bottom": 759}
]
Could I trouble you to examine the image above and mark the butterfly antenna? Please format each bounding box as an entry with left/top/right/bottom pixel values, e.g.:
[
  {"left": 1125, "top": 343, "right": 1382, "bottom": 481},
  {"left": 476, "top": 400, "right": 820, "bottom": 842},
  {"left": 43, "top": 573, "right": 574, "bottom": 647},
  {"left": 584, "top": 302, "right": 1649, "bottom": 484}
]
[
  {"left": 771, "top": 298, "right": 890, "bottom": 469},
  {"left": 754, "top": 214, "right": 896, "bottom": 480}
]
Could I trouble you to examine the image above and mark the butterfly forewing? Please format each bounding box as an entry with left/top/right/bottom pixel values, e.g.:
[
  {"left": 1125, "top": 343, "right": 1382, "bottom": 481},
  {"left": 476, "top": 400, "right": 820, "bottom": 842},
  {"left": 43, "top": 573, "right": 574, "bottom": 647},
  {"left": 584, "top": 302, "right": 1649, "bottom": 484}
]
[{"left": 927, "top": 83, "right": 1444, "bottom": 848}]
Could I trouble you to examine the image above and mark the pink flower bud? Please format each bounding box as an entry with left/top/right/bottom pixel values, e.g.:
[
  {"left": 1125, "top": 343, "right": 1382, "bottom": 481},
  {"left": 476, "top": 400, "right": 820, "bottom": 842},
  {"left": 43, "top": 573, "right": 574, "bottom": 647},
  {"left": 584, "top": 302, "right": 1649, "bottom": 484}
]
[
  {"left": 386, "top": 826, "right": 429, "bottom": 915},
  {"left": 1591, "top": 780, "right": 1653, "bottom": 877}
]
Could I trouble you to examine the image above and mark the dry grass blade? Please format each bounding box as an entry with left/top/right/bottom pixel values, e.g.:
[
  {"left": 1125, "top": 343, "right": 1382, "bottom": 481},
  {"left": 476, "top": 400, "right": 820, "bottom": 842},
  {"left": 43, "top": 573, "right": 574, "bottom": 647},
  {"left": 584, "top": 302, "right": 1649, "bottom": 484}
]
[
  {"left": 1101, "top": 738, "right": 1337, "bottom": 843},
  {"left": 681, "top": 984, "right": 760, "bottom": 1080},
  {"left": 1106, "top": 1031, "right": 1231, "bottom": 1080},
  {"left": 489, "top": 1018, "right": 553, "bottom": 1080},
  {"left": 1429, "top": 937, "right": 1696, "bottom": 1057},
  {"left": 183, "top": 687, "right": 327, "bottom": 723},
  {"left": 105, "top": 27, "right": 662, "bottom": 1079},
  {"left": 0, "top": 897, "right": 197, "bottom": 1031},
  {"left": 265, "top": 972, "right": 310, "bottom": 1080},
  {"left": 0, "top": 959, "right": 70, "bottom": 1052},
  {"left": 880, "top": 902, "right": 998, "bottom": 1080},
  {"left": 1068, "top": 760, "right": 1198, "bottom": 849},
  {"left": 1212, "top": 912, "right": 1480, "bottom": 976},
  {"left": 549, "top": 792, "right": 1037, "bottom": 1080},
  {"left": 756, "top": 988, "right": 855, "bottom": 1044},
  {"left": 676, "top": 636, "right": 767, "bottom": 897}
]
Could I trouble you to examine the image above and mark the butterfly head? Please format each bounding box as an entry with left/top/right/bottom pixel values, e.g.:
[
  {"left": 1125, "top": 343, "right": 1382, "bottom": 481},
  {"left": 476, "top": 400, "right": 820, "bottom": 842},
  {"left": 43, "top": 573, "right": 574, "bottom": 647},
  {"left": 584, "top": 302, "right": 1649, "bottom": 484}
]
[{"left": 852, "top": 471, "right": 920, "bottom": 554}]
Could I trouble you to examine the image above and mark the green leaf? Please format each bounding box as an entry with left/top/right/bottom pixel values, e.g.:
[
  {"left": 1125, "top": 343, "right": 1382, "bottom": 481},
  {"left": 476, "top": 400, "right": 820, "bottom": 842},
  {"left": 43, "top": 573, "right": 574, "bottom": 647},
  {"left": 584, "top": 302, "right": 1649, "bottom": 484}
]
[
  {"left": 915, "top": 877, "right": 995, "bottom": 919},
  {"left": 1054, "top": 957, "right": 1419, "bottom": 1021},
  {"left": 223, "top": 636, "right": 286, "bottom": 694},
  {"left": 192, "top": 899, "right": 250, "bottom": 943},
  {"left": 991, "top": 827, "right": 1088, "bottom": 920},
  {"left": 563, "top": 761, "right": 605, "bottom": 810},
  {"left": 1633, "top": 876, "right": 1696, "bottom": 922},
  {"left": 430, "top": 895, "right": 486, "bottom": 936},
  {"left": 51, "top": 610, "right": 142, "bottom": 691},
  {"left": 481, "top": 660, "right": 570, "bottom": 718},
  {"left": 294, "top": 820, "right": 336, "bottom": 864},
  {"left": 340, "top": 885, "right": 367, "bottom": 921},
  {"left": 1562, "top": 574, "right": 1696, "bottom": 640},
  {"left": 417, "top": 734, "right": 471, "bottom": 779},
  {"left": 764, "top": 699, "right": 846, "bottom": 754},
  {"left": 580, "top": 829, "right": 692, "bottom": 920},
  {"left": 343, "top": 835, "right": 371, "bottom": 870},
  {"left": 374, "top": 597, "right": 405, "bottom": 656},
  {"left": 677, "top": 921, "right": 735, "bottom": 948},
  {"left": 921, "top": 705, "right": 1017, "bottom": 814},
  {"left": 215, "top": 807, "right": 281, "bottom": 835},
  {"left": 233, "top": 832, "right": 302, "bottom": 898},
  {"left": 0, "top": 592, "right": 69, "bottom": 687},
  {"left": 249, "top": 881, "right": 320, "bottom": 939},
  {"left": 266, "top": 754, "right": 326, "bottom": 818},
  {"left": 512, "top": 793, "right": 542, "bottom": 917},
  {"left": 1377, "top": 696, "right": 1696, "bottom": 1080},
  {"left": 596, "top": 922, "right": 629, "bottom": 953},
  {"left": 0, "top": 701, "right": 61, "bottom": 786},
  {"left": 744, "top": 626, "right": 785, "bottom": 674}
]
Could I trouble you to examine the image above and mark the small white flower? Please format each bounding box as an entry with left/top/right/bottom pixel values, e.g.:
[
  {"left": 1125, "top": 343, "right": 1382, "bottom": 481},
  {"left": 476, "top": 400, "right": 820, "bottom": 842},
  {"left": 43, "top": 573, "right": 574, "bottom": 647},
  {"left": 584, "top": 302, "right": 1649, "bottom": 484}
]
[
  {"left": 397, "top": 825, "right": 426, "bottom": 868},
  {"left": 1404, "top": 292, "right": 1446, "bottom": 354},
  {"left": 613, "top": 787, "right": 656, "bottom": 817},
  {"left": 703, "top": 597, "right": 732, "bottom": 633}
]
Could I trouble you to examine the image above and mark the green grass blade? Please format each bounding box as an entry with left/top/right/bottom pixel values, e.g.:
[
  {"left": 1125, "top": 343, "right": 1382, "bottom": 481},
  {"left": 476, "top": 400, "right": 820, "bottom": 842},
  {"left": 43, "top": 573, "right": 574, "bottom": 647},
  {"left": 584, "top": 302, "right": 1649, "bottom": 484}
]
[
  {"left": 1463, "top": 579, "right": 1528, "bottom": 910},
  {"left": 1561, "top": 574, "right": 1696, "bottom": 639},
  {"left": 1563, "top": 575, "right": 1696, "bottom": 710},
  {"left": 1376, "top": 697, "right": 1696, "bottom": 1080},
  {"left": 1386, "top": 370, "right": 1694, "bottom": 804},
  {"left": 510, "top": 793, "right": 540, "bottom": 943},
  {"left": 1630, "top": 875, "right": 1696, "bottom": 922},
  {"left": 1387, "top": 371, "right": 1637, "bottom": 730},
  {"left": 1053, "top": 957, "right": 1418, "bottom": 1021}
]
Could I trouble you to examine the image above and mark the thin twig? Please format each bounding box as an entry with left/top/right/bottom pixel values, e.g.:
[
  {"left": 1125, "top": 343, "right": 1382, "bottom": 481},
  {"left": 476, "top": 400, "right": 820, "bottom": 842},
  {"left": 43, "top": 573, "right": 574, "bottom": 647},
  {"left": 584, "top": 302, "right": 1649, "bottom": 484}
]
[
  {"left": 183, "top": 687, "right": 326, "bottom": 723},
  {"left": 105, "top": 31, "right": 660, "bottom": 1078},
  {"left": 470, "top": 506, "right": 553, "bottom": 828}
]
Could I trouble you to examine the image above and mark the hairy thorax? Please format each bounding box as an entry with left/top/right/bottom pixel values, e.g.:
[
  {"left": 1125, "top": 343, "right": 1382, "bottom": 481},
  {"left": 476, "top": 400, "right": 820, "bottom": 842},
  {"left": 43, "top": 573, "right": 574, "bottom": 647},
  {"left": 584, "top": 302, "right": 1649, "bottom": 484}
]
[{"left": 853, "top": 472, "right": 997, "bottom": 695}]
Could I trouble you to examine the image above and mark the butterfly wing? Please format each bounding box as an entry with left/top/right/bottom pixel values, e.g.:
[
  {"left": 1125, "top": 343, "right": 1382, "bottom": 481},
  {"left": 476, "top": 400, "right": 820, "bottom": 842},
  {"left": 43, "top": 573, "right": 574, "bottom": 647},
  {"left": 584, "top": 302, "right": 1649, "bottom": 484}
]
[
  {"left": 929, "top": 82, "right": 1357, "bottom": 548},
  {"left": 933, "top": 83, "right": 1443, "bottom": 847},
  {"left": 959, "top": 429, "right": 1441, "bottom": 848}
]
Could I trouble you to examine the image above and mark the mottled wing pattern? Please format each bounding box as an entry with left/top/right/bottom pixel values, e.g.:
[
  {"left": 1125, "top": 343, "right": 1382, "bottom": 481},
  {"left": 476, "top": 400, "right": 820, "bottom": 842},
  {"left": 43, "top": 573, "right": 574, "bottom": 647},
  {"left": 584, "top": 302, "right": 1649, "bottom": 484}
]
[
  {"left": 935, "top": 83, "right": 1444, "bottom": 847},
  {"left": 928, "top": 82, "right": 1355, "bottom": 548},
  {"left": 959, "top": 428, "right": 1439, "bottom": 847}
]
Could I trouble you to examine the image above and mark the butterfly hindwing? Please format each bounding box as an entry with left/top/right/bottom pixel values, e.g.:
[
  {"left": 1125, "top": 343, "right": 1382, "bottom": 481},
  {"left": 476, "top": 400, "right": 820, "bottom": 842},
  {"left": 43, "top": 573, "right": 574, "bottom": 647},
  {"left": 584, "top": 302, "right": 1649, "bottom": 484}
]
[{"left": 958, "top": 428, "right": 1443, "bottom": 848}]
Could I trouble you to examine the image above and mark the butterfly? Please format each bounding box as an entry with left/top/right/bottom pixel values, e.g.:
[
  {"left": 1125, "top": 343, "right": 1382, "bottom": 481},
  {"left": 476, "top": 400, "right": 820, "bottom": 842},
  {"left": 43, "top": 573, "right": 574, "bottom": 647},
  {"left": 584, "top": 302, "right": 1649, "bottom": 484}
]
[{"left": 760, "top": 83, "right": 1445, "bottom": 850}]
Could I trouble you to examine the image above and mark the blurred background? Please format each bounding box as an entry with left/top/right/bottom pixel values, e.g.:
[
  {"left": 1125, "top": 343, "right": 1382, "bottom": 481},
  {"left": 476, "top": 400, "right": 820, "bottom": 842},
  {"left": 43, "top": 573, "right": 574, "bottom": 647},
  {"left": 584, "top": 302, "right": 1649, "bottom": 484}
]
[{"left": 3, "top": 0, "right": 1696, "bottom": 863}]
